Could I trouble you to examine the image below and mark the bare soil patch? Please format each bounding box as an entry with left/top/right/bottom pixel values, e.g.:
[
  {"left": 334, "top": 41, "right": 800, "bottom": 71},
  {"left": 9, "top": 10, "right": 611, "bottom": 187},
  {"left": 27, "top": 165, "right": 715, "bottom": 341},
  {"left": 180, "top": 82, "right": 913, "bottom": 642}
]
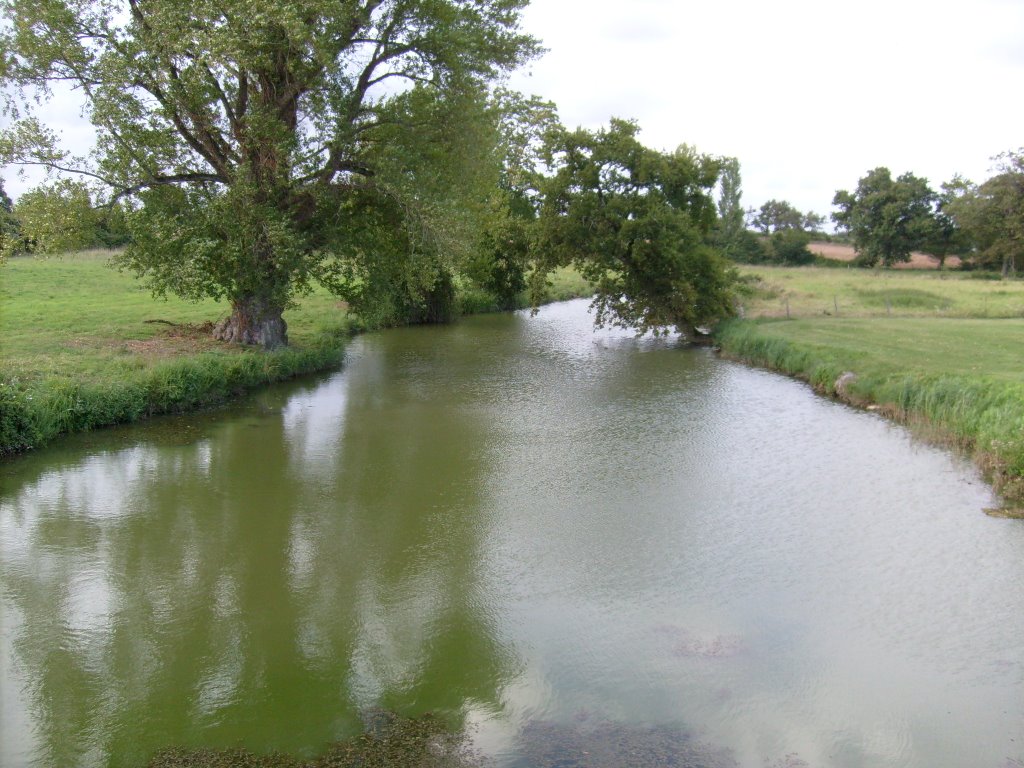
[
  {"left": 119, "top": 322, "right": 224, "bottom": 358},
  {"left": 810, "top": 241, "right": 961, "bottom": 269}
]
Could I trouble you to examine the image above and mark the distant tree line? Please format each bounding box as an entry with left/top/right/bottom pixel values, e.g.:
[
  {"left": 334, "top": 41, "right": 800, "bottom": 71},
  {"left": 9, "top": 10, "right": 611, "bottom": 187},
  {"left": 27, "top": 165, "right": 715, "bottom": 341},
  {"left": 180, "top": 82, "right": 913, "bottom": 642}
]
[
  {"left": 833, "top": 150, "right": 1023, "bottom": 273},
  {"left": 712, "top": 149, "right": 1023, "bottom": 275},
  {"left": 712, "top": 161, "right": 823, "bottom": 266},
  {"left": 0, "top": 178, "right": 132, "bottom": 256}
]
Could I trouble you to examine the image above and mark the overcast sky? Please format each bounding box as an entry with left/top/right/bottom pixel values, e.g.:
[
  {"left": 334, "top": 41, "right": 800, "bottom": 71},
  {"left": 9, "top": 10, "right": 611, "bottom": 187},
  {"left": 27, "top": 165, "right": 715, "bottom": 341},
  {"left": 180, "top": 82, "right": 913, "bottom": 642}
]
[
  {"left": 4, "top": 0, "right": 1023, "bottom": 221},
  {"left": 506, "top": 0, "right": 1024, "bottom": 219}
]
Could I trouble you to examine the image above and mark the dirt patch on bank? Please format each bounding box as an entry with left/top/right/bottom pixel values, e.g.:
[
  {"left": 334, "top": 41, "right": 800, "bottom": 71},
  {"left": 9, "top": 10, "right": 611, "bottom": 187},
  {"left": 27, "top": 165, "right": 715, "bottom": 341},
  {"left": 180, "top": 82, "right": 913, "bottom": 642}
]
[
  {"left": 810, "top": 241, "right": 961, "bottom": 270},
  {"left": 119, "top": 321, "right": 224, "bottom": 358}
]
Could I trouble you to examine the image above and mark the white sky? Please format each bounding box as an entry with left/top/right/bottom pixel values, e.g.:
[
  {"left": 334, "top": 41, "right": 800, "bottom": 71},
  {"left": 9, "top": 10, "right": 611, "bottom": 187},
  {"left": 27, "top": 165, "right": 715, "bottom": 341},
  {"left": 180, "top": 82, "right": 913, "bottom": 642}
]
[
  {"left": 506, "top": 0, "right": 1024, "bottom": 219},
  {"left": 4, "top": 0, "right": 1023, "bottom": 222}
]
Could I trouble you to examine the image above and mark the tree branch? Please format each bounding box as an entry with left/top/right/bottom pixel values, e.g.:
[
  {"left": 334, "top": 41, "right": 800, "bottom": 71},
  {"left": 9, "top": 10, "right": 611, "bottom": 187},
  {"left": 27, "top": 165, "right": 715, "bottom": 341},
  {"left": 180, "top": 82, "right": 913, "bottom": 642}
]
[{"left": 107, "top": 172, "right": 225, "bottom": 203}]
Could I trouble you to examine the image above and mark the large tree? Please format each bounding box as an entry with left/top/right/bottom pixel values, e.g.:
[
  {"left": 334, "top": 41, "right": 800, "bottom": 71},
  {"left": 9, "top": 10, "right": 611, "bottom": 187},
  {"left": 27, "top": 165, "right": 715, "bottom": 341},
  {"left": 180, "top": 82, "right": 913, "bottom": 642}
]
[
  {"left": 832, "top": 167, "right": 936, "bottom": 267},
  {"left": 532, "top": 119, "right": 735, "bottom": 338},
  {"left": 944, "top": 151, "right": 1024, "bottom": 276},
  {"left": 714, "top": 157, "right": 745, "bottom": 257},
  {"left": 0, "top": 0, "right": 537, "bottom": 347},
  {"left": 919, "top": 177, "right": 969, "bottom": 269}
]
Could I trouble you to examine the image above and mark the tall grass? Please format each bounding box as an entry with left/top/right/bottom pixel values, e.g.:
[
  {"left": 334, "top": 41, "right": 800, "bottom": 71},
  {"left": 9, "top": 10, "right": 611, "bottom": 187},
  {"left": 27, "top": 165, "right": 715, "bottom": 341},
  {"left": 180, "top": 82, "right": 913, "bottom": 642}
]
[{"left": 0, "top": 333, "right": 352, "bottom": 456}]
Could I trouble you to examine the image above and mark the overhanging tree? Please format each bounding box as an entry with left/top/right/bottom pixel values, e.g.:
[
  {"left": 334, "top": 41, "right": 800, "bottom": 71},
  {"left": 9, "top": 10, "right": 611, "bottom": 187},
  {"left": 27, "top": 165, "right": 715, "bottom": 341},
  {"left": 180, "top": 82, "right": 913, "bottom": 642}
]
[
  {"left": 0, "top": 0, "right": 537, "bottom": 347},
  {"left": 532, "top": 119, "right": 735, "bottom": 338}
]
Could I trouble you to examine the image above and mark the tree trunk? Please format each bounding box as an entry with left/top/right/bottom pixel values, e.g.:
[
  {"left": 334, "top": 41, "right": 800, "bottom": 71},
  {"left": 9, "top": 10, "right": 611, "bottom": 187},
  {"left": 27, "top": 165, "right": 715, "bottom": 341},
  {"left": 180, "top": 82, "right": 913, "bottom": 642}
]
[
  {"left": 1002, "top": 254, "right": 1017, "bottom": 278},
  {"left": 213, "top": 295, "right": 288, "bottom": 349}
]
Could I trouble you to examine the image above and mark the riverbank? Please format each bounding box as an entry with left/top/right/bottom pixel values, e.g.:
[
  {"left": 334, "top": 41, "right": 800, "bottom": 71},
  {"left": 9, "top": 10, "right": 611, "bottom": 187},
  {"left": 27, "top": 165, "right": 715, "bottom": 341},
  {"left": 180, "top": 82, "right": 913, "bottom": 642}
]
[
  {"left": 0, "top": 250, "right": 591, "bottom": 457},
  {"left": 720, "top": 265, "right": 1024, "bottom": 507}
]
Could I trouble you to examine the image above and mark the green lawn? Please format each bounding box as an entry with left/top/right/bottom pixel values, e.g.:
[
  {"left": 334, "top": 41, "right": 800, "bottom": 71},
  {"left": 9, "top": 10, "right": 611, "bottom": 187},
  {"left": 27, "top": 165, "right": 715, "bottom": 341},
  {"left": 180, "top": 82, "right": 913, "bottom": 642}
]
[
  {"left": 1, "top": 250, "right": 350, "bottom": 385},
  {"left": 744, "top": 317, "right": 1024, "bottom": 383}
]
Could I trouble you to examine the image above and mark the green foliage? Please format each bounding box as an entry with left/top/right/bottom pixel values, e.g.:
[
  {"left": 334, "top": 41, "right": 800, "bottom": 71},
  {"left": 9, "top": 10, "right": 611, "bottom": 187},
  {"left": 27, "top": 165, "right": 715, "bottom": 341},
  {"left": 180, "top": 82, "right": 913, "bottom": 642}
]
[
  {"left": 462, "top": 90, "right": 558, "bottom": 310},
  {"left": 767, "top": 228, "right": 813, "bottom": 265},
  {"left": 11, "top": 179, "right": 99, "bottom": 254},
  {"left": 94, "top": 201, "right": 132, "bottom": 248},
  {"left": 750, "top": 199, "right": 804, "bottom": 234},
  {"left": 832, "top": 167, "right": 937, "bottom": 267},
  {"left": 714, "top": 157, "right": 750, "bottom": 261},
  {"left": 944, "top": 150, "right": 1024, "bottom": 275},
  {"left": 920, "top": 178, "right": 970, "bottom": 268},
  {"left": 802, "top": 210, "right": 826, "bottom": 233},
  {"left": 465, "top": 190, "right": 532, "bottom": 309},
  {"left": 1, "top": 0, "right": 539, "bottom": 347},
  {"left": 0, "top": 178, "right": 131, "bottom": 259},
  {"left": 533, "top": 119, "right": 735, "bottom": 335},
  {"left": 0, "top": 178, "right": 19, "bottom": 260},
  {"left": 734, "top": 228, "right": 771, "bottom": 263},
  {"left": 0, "top": 344, "right": 346, "bottom": 457},
  {"left": 318, "top": 82, "right": 509, "bottom": 327},
  {"left": 724, "top": 197, "right": 817, "bottom": 267}
]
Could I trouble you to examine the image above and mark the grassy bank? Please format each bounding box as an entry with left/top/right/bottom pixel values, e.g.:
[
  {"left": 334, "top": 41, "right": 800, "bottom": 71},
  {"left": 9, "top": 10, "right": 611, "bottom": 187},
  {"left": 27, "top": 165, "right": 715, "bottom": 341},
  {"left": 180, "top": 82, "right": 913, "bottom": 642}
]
[
  {"left": 1, "top": 251, "right": 357, "bottom": 455},
  {"left": 721, "top": 266, "right": 1024, "bottom": 507},
  {"left": 0, "top": 251, "right": 591, "bottom": 456}
]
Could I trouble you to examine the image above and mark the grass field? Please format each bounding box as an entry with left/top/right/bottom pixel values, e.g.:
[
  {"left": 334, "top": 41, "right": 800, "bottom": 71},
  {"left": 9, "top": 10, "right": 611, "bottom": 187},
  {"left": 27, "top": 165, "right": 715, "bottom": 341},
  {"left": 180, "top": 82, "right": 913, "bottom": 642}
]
[
  {"left": 721, "top": 265, "right": 1024, "bottom": 506},
  {"left": 732, "top": 318, "right": 1024, "bottom": 382},
  {"left": 737, "top": 264, "right": 1024, "bottom": 319},
  {"left": 0, "top": 250, "right": 591, "bottom": 455},
  {"left": 1, "top": 250, "right": 350, "bottom": 383}
]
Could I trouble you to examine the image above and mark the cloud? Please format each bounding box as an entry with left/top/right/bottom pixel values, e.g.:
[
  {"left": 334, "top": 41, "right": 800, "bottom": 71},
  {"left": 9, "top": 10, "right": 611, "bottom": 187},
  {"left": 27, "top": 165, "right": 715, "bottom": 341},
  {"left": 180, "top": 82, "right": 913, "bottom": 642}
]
[
  {"left": 509, "top": 0, "right": 1024, "bottom": 216},
  {"left": 4, "top": 0, "right": 1022, "bottom": 219}
]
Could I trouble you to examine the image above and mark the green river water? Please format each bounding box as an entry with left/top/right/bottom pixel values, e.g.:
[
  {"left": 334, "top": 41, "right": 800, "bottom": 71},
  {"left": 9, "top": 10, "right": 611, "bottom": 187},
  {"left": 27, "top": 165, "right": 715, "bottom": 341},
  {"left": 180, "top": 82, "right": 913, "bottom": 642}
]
[{"left": 1, "top": 299, "right": 1022, "bottom": 767}]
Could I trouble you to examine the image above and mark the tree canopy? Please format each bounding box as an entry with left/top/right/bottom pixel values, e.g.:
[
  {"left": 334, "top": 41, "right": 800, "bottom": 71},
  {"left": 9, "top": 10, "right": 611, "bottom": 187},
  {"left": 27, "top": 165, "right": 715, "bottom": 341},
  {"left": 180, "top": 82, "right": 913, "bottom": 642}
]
[
  {"left": 749, "top": 199, "right": 804, "bottom": 234},
  {"left": 832, "top": 167, "right": 936, "bottom": 267},
  {"left": 532, "top": 119, "right": 734, "bottom": 338},
  {"left": 0, "top": 179, "right": 19, "bottom": 255},
  {"left": 1, "top": 0, "right": 538, "bottom": 347},
  {"left": 943, "top": 150, "right": 1024, "bottom": 276}
]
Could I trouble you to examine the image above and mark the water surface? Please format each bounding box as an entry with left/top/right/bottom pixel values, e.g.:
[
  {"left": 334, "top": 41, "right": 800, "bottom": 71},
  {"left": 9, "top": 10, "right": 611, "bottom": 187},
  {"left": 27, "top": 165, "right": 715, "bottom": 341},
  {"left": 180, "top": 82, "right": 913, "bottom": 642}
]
[{"left": 1, "top": 300, "right": 1022, "bottom": 767}]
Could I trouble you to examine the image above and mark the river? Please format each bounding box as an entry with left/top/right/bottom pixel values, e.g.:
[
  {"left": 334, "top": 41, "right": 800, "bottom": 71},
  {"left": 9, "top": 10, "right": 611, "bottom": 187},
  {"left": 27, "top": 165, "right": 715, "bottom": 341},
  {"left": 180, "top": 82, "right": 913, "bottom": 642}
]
[{"left": 1, "top": 299, "right": 1022, "bottom": 767}]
